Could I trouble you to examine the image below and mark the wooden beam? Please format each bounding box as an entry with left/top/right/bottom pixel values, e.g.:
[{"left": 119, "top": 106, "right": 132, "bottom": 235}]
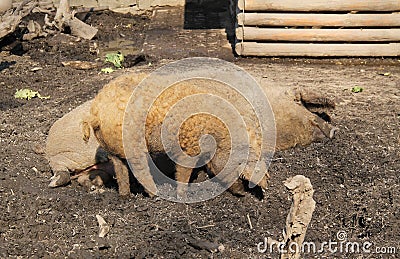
[
  {"left": 237, "top": 0, "right": 400, "bottom": 12},
  {"left": 237, "top": 13, "right": 400, "bottom": 27},
  {"left": 236, "top": 27, "right": 400, "bottom": 42},
  {"left": 235, "top": 42, "right": 400, "bottom": 56}
]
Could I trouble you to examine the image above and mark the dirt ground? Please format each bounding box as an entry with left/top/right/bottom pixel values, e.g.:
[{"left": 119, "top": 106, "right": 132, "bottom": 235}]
[{"left": 0, "top": 10, "right": 399, "bottom": 259}]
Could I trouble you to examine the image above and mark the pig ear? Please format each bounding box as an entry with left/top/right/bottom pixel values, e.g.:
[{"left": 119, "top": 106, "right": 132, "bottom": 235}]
[
  {"left": 299, "top": 89, "right": 336, "bottom": 109},
  {"left": 81, "top": 120, "right": 91, "bottom": 142}
]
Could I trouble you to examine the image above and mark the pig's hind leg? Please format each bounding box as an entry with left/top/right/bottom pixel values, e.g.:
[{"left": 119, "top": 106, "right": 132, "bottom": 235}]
[{"left": 110, "top": 155, "right": 131, "bottom": 197}]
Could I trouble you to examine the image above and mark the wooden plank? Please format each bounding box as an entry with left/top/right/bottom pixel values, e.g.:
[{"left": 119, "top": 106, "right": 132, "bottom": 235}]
[
  {"left": 235, "top": 42, "right": 400, "bottom": 56},
  {"left": 236, "top": 27, "right": 400, "bottom": 42},
  {"left": 237, "top": 13, "right": 400, "bottom": 27},
  {"left": 237, "top": 0, "right": 400, "bottom": 12}
]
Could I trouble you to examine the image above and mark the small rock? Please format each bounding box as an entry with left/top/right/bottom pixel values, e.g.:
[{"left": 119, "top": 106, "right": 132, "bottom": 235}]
[{"left": 96, "top": 215, "right": 110, "bottom": 238}]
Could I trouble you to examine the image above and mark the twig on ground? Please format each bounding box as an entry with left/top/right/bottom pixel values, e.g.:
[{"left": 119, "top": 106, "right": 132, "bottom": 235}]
[
  {"left": 246, "top": 213, "right": 253, "bottom": 229},
  {"left": 196, "top": 224, "right": 216, "bottom": 229}
]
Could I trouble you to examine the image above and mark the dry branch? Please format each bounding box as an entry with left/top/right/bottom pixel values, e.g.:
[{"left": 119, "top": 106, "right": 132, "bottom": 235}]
[
  {"left": 23, "top": 19, "right": 46, "bottom": 40},
  {"left": 280, "top": 175, "right": 316, "bottom": 259},
  {"left": 0, "top": 0, "right": 98, "bottom": 41},
  {"left": 0, "top": 0, "right": 37, "bottom": 39},
  {"left": 53, "top": 0, "right": 98, "bottom": 40}
]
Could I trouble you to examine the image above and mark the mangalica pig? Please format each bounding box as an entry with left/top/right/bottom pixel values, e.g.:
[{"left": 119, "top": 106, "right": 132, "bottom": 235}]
[{"left": 85, "top": 72, "right": 336, "bottom": 198}]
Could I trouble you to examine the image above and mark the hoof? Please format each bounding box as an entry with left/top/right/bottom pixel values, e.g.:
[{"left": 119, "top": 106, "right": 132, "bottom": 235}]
[
  {"left": 118, "top": 187, "right": 131, "bottom": 197},
  {"left": 119, "top": 192, "right": 131, "bottom": 199},
  {"left": 228, "top": 181, "right": 246, "bottom": 197},
  {"left": 49, "top": 171, "right": 71, "bottom": 188},
  {"left": 77, "top": 170, "right": 106, "bottom": 193},
  {"left": 144, "top": 188, "right": 157, "bottom": 198}
]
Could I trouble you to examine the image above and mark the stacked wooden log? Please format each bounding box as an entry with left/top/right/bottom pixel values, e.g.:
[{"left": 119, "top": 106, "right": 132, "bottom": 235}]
[{"left": 235, "top": 0, "right": 400, "bottom": 56}]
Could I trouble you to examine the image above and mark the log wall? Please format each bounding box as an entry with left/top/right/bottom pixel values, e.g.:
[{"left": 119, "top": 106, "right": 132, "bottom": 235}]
[
  {"left": 237, "top": 0, "right": 400, "bottom": 12},
  {"left": 235, "top": 0, "right": 400, "bottom": 56}
]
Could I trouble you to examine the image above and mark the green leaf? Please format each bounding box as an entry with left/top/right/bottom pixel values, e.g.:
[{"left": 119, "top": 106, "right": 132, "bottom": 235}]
[
  {"left": 351, "top": 86, "right": 363, "bottom": 93},
  {"left": 14, "top": 89, "right": 50, "bottom": 100},
  {"left": 101, "top": 67, "right": 115, "bottom": 73},
  {"left": 105, "top": 53, "right": 124, "bottom": 68}
]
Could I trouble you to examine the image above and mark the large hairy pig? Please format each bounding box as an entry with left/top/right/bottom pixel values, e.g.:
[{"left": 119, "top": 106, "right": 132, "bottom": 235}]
[{"left": 84, "top": 72, "right": 335, "bottom": 198}]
